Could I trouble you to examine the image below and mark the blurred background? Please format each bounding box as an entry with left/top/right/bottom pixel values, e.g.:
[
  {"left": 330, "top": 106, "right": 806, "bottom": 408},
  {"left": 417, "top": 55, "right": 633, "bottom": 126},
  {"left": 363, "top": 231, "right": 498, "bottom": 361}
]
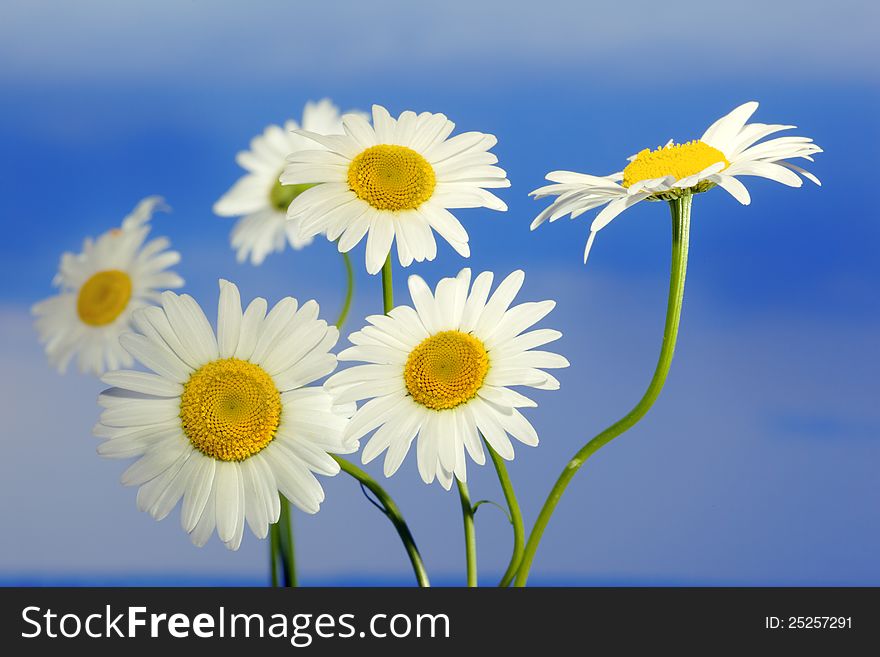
[{"left": 1, "top": 0, "right": 878, "bottom": 585}]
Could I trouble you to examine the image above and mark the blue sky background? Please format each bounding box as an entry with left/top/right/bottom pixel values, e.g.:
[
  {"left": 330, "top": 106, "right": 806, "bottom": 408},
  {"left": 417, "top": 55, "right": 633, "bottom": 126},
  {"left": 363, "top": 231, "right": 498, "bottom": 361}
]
[{"left": 1, "top": 0, "right": 878, "bottom": 585}]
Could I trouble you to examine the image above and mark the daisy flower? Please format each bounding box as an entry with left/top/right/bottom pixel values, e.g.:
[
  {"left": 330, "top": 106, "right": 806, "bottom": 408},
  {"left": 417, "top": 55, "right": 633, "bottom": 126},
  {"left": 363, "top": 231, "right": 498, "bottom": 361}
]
[
  {"left": 32, "top": 197, "right": 183, "bottom": 375},
  {"left": 531, "top": 101, "right": 822, "bottom": 262},
  {"left": 214, "top": 99, "right": 355, "bottom": 265},
  {"left": 282, "top": 104, "right": 510, "bottom": 275},
  {"left": 325, "top": 268, "right": 568, "bottom": 489},
  {"left": 94, "top": 280, "right": 354, "bottom": 550}
]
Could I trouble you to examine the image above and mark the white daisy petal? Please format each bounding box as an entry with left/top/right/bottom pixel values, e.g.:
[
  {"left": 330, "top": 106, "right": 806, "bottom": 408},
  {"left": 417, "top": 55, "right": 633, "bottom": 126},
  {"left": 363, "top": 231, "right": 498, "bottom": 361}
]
[
  {"left": 267, "top": 445, "right": 323, "bottom": 514},
  {"left": 477, "top": 385, "right": 537, "bottom": 409},
  {"left": 456, "top": 406, "right": 485, "bottom": 466},
  {"left": 365, "top": 214, "right": 395, "bottom": 275},
  {"left": 119, "top": 334, "right": 190, "bottom": 383},
  {"left": 709, "top": 173, "right": 751, "bottom": 205},
  {"left": 250, "top": 297, "right": 298, "bottom": 364},
  {"left": 95, "top": 279, "right": 345, "bottom": 548},
  {"left": 338, "top": 268, "right": 563, "bottom": 487},
  {"left": 131, "top": 306, "right": 200, "bottom": 370},
  {"left": 189, "top": 484, "right": 216, "bottom": 547},
  {"left": 161, "top": 292, "right": 219, "bottom": 365},
  {"left": 435, "top": 410, "right": 458, "bottom": 473},
  {"left": 33, "top": 198, "right": 183, "bottom": 376},
  {"left": 469, "top": 397, "right": 515, "bottom": 461},
  {"left": 484, "top": 300, "right": 556, "bottom": 346},
  {"left": 371, "top": 104, "right": 395, "bottom": 143},
  {"left": 725, "top": 160, "right": 804, "bottom": 187},
  {"left": 214, "top": 100, "right": 351, "bottom": 265},
  {"left": 181, "top": 455, "right": 215, "bottom": 533},
  {"left": 148, "top": 449, "right": 200, "bottom": 521},
  {"left": 778, "top": 161, "right": 821, "bottom": 186},
  {"left": 530, "top": 102, "right": 819, "bottom": 262},
  {"left": 474, "top": 270, "right": 525, "bottom": 336},
  {"left": 344, "top": 393, "right": 410, "bottom": 443},
  {"left": 240, "top": 458, "right": 270, "bottom": 539},
  {"left": 496, "top": 408, "right": 540, "bottom": 447},
  {"left": 233, "top": 297, "right": 268, "bottom": 361},
  {"left": 407, "top": 274, "right": 442, "bottom": 333},
  {"left": 217, "top": 279, "right": 242, "bottom": 358},
  {"left": 415, "top": 413, "right": 440, "bottom": 483},
  {"left": 700, "top": 101, "right": 759, "bottom": 152},
  {"left": 213, "top": 175, "right": 268, "bottom": 216},
  {"left": 343, "top": 112, "right": 378, "bottom": 149},
  {"left": 213, "top": 461, "right": 244, "bottom": 544},
  {"left": 384, "top": 418, "right": 420, "bottom": 478},
  {"left": 284, "top": 104, "right": 508, "bottom": 274},
  {"left": 121, "top": 438, "right": 189, "bottom": 487},
  {"left": 101, "top": 370, "right": 182, "bottom": 397},
  {"left": 459, "top": 271, "right": 494, "bottom": 333},
  {"left": 362, "top": 410, "right": 420, "bottom": 465}
]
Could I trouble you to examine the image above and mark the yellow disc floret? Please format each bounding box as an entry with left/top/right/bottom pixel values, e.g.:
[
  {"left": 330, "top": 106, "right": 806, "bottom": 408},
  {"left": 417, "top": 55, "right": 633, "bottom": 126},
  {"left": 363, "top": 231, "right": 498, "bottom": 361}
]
[
  {"left": 622, "top": 140, "right": 729, "bottom": 188},
  {"left": 348, "top": 145, "right": 436, "bottom": 211},
  {"left": 76, "top": 269, "right": 133, "bottom": 326},
  {"left": 180, "top": 358, "right": 282, "bottom": 461},
  {"left": 404, "top": 330, "right": 489, "bottom": 411}
]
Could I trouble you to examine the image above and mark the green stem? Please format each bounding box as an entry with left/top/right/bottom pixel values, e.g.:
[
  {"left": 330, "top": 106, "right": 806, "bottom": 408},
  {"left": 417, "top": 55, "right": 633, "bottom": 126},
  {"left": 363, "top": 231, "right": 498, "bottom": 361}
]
[
  {"left": 514, "top": 194, "right": 692, "bottom": 587},
  {"left": 333, "top": 455, "right": 431, "bottom": 587},
  {"left": 335, "top": 251, "right": 354, "bottom": 329},
  {"left": 269, "top": 523, "right": 280, "bottom": 587},
  {"left": 457, "top": 479, "right": 478, "bottom": 587},
  {"left": 329, "top": 253, "right": 431, "bottom": 586},
  {"left": 278, "top": 497, "right": 297, "bottom": 587},
  {"left": 381, "top": 254, "right": 394, "bottom": 313},
  {"left": 486, "top": 440, "right": 524, "bottom": 587}
]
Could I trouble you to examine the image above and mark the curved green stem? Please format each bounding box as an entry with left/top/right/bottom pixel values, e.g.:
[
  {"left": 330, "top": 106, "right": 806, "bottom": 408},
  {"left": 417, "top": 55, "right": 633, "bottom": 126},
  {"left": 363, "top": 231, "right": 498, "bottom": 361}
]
[
  {"left": 457, "top": 479, "right": 478, "bottom": 587},
  {"left": 514, "top": 194, "right": 692, "bottom": 587},
  {"left": 335, "top": 251, "right": 354, "bottom": 329},
  {"left": 381, "top": 254, "right": 394, "bottom": 313},
  {"left": 278, "top": 497, "right": 297, "bottom": 587},
  {"left": 333, "top": 455, "right": 430, "bottom": 587},
  {"left": 269, "top": 524, "right": 280, "bottom": 587},
  {"left": 486, "top": 440, "right": 524, "bottom": 587}
]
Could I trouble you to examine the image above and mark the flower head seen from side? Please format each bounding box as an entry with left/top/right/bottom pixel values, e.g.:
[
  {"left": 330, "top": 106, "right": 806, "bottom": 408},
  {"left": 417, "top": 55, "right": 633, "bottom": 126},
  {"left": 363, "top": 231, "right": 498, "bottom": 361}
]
[
  {"left": 530, "top": 101, "right": 822, "bottom": 263},
  {"left": 282, "top": 104, "right": 510, "bottom": 275},
  {"left": 32, "top": 197, "right": 184, "bottom": 375},
  {"left": 325, "top": 268, "right": 568, "bottom": 489},
  {"left": 94, "top": 280, "right": 355, "bottom": 550},
  {"left": 214, "top": 99, "right": 357, "bottom": 265}
]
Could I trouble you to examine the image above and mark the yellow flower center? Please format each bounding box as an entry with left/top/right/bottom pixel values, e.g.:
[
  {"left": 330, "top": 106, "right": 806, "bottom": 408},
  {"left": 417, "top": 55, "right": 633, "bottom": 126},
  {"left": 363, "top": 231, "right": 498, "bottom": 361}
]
[
  {"left": 180, "top": 358, "right": 282, "bottom": 462},
  {"left": 269, "top": 179, "right": 315, "bottom": 212},
  {"left": 347, "top": 145, "right": 436, "bottom": 211},
  {"left": 76, "top": 269, "right": 132, "bottom": 326},
  {"left": 404, "top": 331, "right": 489, "bottom": 411},
  {"left": 622, "top": 140, "right": 729, "bottom": 188}
]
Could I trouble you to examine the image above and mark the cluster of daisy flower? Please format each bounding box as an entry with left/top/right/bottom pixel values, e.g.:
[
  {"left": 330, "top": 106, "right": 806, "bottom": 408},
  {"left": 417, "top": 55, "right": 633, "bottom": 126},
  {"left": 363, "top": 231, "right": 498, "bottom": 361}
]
[{"left": 33, "top": 99, "right": 819, "bottom": 580}]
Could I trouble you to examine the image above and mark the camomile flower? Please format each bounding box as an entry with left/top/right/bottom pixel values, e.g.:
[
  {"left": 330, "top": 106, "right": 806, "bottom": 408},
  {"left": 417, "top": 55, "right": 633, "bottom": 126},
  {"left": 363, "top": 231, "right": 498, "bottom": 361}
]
[
  {"left": 94, "top": 280, "right": 355, "bottom": 550},
  {"left": 282, "top": 104, "right": 510, "bottom": 275},
  {"left": 214, "top": 99, "right": 356, "bottom": 265},
  {"left": 531, "top": 101, "right": 822, "bottom": 262},
  {"left": 32, "top": 197, "right": 183, "bottom": 375},
  {"left": 325, "top": 268, "right": 568, "bottom": 489}
]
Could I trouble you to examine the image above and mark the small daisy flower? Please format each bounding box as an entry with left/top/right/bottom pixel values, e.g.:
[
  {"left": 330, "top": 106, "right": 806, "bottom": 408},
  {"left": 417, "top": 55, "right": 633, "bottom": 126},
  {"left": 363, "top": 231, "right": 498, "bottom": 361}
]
[
  {"left": 325, "top": 268, "right": 568, "bottom": 489},
  {"left": 95, "top": 280, "right": 354, "bottom": 550},
  {"left": 214, "top": 99, "right": 356, "bottom": 265},
  {"left": 531, "top": 101, "right": 822, "bottom": 262},
  {"left": 32, "top": 197, "right": 183, "bottom": 375},
  {"left": 282, "top": 104, "right": 510, "bottom": 275}
]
